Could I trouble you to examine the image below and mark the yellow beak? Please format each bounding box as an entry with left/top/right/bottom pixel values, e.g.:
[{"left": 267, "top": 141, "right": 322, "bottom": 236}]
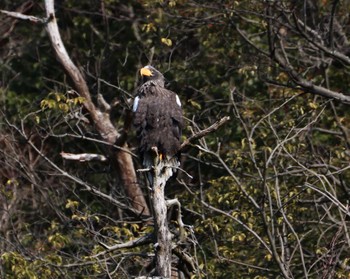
[{"left": 140, "top": 67, "right": 153, "bottom": 77}]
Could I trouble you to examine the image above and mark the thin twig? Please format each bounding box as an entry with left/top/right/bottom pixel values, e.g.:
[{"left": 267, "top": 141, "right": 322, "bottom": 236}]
[
  {"left": 96, "top": 233, "right": 154, "bottom": 257},
  {"left": 0, "top": 9, "right": 47, "bottom": 23},
  {"left": 180, "top": 116, "right": 230, "bottom": 150}
]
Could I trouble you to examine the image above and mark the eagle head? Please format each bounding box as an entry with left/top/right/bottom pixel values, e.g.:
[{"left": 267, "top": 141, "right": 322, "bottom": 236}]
[{"left": 140, "top": 65, "right": 164, "bottom": 86}]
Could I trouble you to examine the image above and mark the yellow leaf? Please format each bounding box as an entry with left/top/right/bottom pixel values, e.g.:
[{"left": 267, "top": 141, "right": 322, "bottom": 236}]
[
  {"left": 66, "top": 199, "right": 79, "bottom": 209},
  {"left": 231, "top": 211, "right": 239, "bottom": 218},
  {"left": 188, "top": 99, "right": 201, "bottom": 110},
  {"left": 238, "top": 233, "right": 246, "bottom": 241},
  {"left": 241, "top": 138, "right": 246, "bottom": 149},
  {"left": 161, "top": 37, "right": 173, "bottom": 46},
  {"left": 316, "top": 247, "right": 328, "bottom": 255},
  {"left": 142, "top": 23, "right": 156, "bottom": 33},
  {"left": 58, "top": 103, "right": 69, "bottom": 112},
  {"left": 265, "top": 253, "right": 272, "bottom": 261},
  {"left": 71, "top": 214, "right": 79, "bottom": 220},
  {"left": 308, "top": 102, "right": 318, "bottom": 109}
]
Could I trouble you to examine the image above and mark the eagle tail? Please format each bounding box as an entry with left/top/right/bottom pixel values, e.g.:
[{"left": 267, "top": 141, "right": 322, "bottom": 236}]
[{"left": 143, "top": 152, "right": 180, "bottom": 187}]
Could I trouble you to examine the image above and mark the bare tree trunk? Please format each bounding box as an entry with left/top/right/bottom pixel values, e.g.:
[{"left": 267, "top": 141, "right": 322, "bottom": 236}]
[
  {"left": 151, "top": 161, "right": 172, "bottom": 278},
  {"left": 43, "top": 0, "right": 150, "bottom": 217}
]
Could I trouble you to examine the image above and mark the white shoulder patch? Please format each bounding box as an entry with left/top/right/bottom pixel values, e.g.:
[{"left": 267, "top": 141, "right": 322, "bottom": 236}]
[
  {"left": 133, "top": 96, "right": 140, "bottom": 112},
  {"left": 175, "top": 94, "right": 181, "bottom": 107}
]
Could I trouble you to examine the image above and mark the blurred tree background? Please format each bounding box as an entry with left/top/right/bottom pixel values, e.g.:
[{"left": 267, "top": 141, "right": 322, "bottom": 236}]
[{"left": 1, "top": 0, "right": 350, "bottom": 278}]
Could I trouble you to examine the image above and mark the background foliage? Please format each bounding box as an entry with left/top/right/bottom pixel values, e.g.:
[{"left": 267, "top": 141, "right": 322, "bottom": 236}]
[{"left": 1, "top": 0, "right": 350, "bottom": 278}]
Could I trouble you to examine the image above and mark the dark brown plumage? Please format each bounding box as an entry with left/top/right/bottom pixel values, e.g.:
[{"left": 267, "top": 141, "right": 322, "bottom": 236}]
[{"left": 133, "top": 65, "right": 183, "bottom": 170}]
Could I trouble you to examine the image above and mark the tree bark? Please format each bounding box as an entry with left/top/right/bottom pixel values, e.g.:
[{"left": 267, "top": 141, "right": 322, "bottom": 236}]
[
  {"left": 151, "top": 161, "right": 172, "bottom": 278},
  {"left": 43, "top": 0, "right": 150, "bottom": 217}
]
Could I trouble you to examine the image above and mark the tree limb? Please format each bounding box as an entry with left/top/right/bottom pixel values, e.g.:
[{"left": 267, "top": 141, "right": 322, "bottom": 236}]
[
  {"left": 43, "top": 0, "right": 150, "bottom": 216},
  {"left": 0, "top": 7, "right": 44, "bottom": 24},
  {"left": 274, "top": 50, "right": 350, "bottom": 104},
  {"left": 5, "top": 118, "right": 143, "bottom": 217},
  {"left": 234, "top": 12, "right": 350, "bottom": 104},
  {"left": 96, "top": 233, "right": 154, "bottom": 257},
  {"left": 293, "top": 13, "right": 350, "bottom": 66},
  {"left": 180, "top": 116, "right": 230, "bottom": 150},
  {"left": 60, "top": 151, "right": 107, "bottom": 162}
]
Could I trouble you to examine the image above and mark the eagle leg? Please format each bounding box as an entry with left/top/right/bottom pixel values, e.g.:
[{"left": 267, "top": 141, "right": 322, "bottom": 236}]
[
  {"left": 150, "top": 146, "right": 166, "bottom": 162},
  {"left": 151, "top": 146, "right": 160, "bottom": 165}
]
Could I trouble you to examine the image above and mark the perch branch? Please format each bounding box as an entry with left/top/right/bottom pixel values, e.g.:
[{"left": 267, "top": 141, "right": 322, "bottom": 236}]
[{"left": 151, "top": 154, "right": 173, "bottom": 277}]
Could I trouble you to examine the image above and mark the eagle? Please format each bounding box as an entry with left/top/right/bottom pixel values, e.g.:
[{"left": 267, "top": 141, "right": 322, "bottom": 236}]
[{"left": 133, "top": 65, "right": 183, "bottom": 184}]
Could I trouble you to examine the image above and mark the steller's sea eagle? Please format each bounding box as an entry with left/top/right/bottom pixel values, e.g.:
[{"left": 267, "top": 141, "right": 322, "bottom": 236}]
[{"left": 133, "top": 65, "right": 183, "bottom": 184}]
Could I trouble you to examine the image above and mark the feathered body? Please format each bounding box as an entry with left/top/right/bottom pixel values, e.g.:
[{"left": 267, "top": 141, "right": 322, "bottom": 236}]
[{"left": 133, "top": 66, "right": 183, "bottom": 181}]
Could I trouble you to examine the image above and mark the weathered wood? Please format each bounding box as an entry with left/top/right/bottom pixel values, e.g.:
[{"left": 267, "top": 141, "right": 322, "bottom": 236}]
[{"left": 151, "top": 156, "right": 176, "bottom": 277}]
